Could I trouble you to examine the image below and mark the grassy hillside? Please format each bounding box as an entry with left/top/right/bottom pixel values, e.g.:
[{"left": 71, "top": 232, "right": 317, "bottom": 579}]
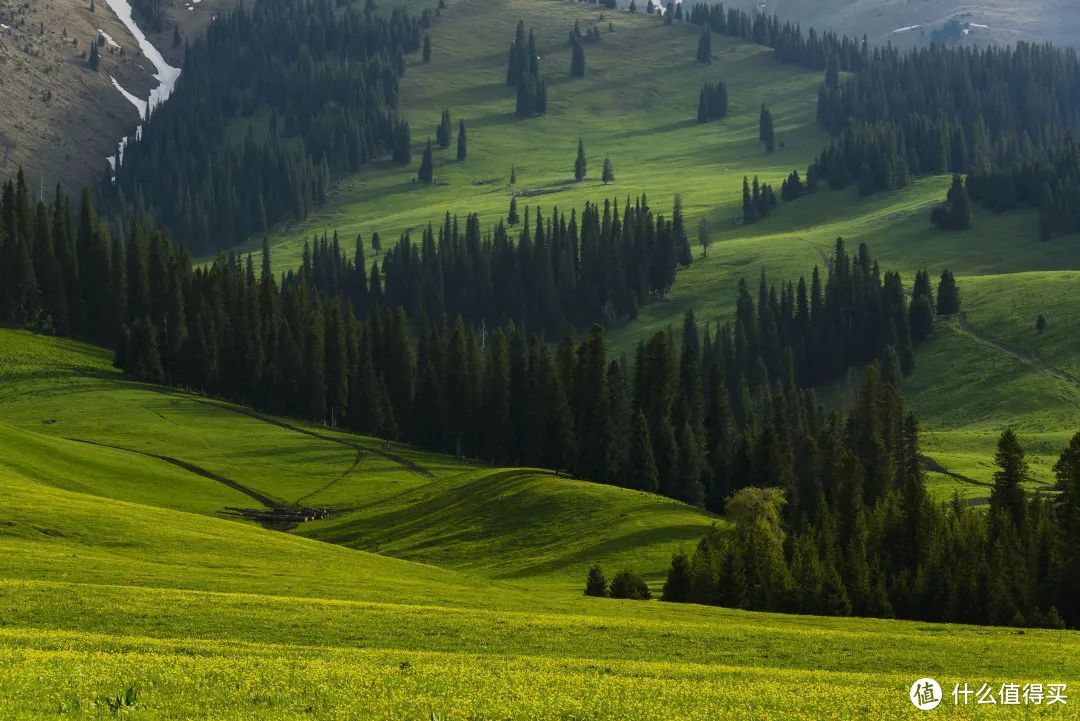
[
  {"left": 247, "top": 0, "right": 828, "bottom": 269},
  {"left": 0, "top": 328, "right": 713, "bottom": 587},
  {"left": 218, "top": 0, "right": 1080, "bottom": 497},
  {"left": 745, "top": 0, "right": 1080, "bottom": 51},
  {"left": 1, "top": 331, "right": 1078, "bottom": 718}
]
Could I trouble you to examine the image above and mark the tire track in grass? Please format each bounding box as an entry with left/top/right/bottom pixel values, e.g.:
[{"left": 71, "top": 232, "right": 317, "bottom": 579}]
[
  {"left": 950, "top": 316, "right": 1080, "bottom": 391},
  {"left": 294, "top": 450, "right": 363, "bottom": 506},
  {"left": 65, "top": 437, "right": 281, "bottom": 508},
  {"left": 205, "top": 402, "right": 435, "bottom": 479}
]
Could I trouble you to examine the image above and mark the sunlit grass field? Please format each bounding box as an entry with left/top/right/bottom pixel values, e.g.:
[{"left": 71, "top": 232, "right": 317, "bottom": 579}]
[
  {"left": 1, "top": 329, "right": 1079, "bottom": 717},
  {"left": 0, "top": 331, "right": 1076, "bottom": 717}
]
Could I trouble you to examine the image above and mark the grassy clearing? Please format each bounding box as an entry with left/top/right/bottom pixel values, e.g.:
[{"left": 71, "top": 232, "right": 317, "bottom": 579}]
[{"left": 1, "top": 331, "right": 1078, "bottom": 717}]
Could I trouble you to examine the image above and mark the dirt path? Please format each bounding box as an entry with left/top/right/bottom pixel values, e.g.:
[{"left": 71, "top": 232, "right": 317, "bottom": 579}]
[
  {"left": 294, "top": 450, "right": 363, "bottom": 505},
  {"left": 65, "top": 437, "right": 280, "bottom": 508},
  {"left": 208, "top": 402, "right": 435, "bottom": 479},
  {"left": 950, "top": 316, "right": 1080, "bottom": 391}
]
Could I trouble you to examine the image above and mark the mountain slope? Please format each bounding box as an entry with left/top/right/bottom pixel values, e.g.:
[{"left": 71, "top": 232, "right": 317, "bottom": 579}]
[
  {"left": 738, "top": 0, "right": 1080, "bottom": 50},
  {"left": 0, "top": 0, "right": 234, "bottom": 190}
]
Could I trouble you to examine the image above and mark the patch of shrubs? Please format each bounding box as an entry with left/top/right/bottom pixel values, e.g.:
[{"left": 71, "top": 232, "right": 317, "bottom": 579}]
[{"left": 584, "top": 564, "right": 651, "bottom": 600}]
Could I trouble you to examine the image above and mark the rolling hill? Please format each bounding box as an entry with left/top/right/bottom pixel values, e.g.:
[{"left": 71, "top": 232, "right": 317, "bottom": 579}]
[
  {"left": 224, "top": 0, "right": 1080, "bottom": 497},
  {"left": 3, "top": 0, "right": 1080, "bottom": 715},
  {"left": 1, "top": 328, "right": 1078, "bottom": 718}
]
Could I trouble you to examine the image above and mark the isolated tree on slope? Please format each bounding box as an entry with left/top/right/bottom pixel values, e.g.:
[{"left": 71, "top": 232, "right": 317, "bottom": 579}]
[
  {"left": 759, "top": 104, "right": 775, "bottom": 152},
  {"left": 88, "top": 37, "right": 101, "bottom": 71},
  {"left": 585, "top": 564, "right": 608, "bottom": 597},
  {"left": 602, "top": 157, "right": 614, "bottom": 184},
  {"left": 422, "top": 34, "right": 431, "bottom": 63},
  {"left": 417, "top": 140, "right": 434, "bottom": 183},
  {"left": 456, "top": 120, "right": 467, "bottom": 161},
  {"left": 697, "top": 24, "right": 712, "bottom": 63},
  {"left": 571, "top": 38, "right": 586, "bottom": 78},
  {"left": 574, "top": 139, "right": 587, "bottom": 181}
]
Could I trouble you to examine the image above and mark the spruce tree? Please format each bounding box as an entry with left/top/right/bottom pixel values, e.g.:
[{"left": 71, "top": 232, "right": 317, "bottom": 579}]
[
  {"left": 936, "top": 270, "right": 960, "bottom": 315},
  {"left": 601, "top": 157, "right": 614, "bottom": 184},
  {"left": 571, "top": 38, "right": 586, "bottom": 78},
  {"left": 436, "top": 109, "right": 452, "bottom": 148},
  {"left": 584, "top": 564, "right": 609, "bottom": 597},
  {"left": 508, "top": 195, "right": 520, "bottom": 225},
  {"left": 991, "top": 429, "right": 1029, "bottom": 529},
  {"left": 422, "top": 34, "right": 432, "bottom": 63},
  {"left": 1053, "top": 431, "right": 1080, "bottom": 622},
  {"left": 88, "top": 37, "right": 101, "bottom": 71},
  {"left": 662, "top": 551, "right": 692, "bottom": 601},
  {"left": 417, "top": 139, "right": 434, "bottom": 183},
  {"left": 456, "top": 120, "right": 467, "bottom": 161},
  {"left": 759, "top": 104, "right": 775, "bottom": 152},
  {"left": 697, "top": 24, "right": 712, "bottom": 64},
  {"left": 628, "top": 411, "right": 659, "bottom": 491},
  {"left": 697, "top": 88, "right": 710, "bottom": 123},
  {"left": 574, "top": 139, "right": 587, "bottom": 181}
]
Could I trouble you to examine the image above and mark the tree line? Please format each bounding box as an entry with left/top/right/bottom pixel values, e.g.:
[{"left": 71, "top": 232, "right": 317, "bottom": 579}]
[
  {"left": 661, "top": 411, "right": 1080, "bottom": 629},
  {"left": 99, "top": 0, "right": 423, "bottom": 255},
  {"left": 3, "top": 172, "right": 964, "bottom": 517},
  {"left": 291, "top": 193, "right": 692, "bottom": 338},
  {"left": 966, "top": 135, "right": 1080, "bottom": 241}
]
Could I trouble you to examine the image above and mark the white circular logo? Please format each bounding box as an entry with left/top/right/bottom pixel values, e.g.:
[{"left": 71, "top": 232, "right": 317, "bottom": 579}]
[{"left": 910, "top": 678, "right": 943, "bottom": 710}]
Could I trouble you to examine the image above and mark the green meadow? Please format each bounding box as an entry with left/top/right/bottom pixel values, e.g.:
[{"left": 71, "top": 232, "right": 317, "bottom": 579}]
[
  {"left": 1, "top": 328, "right": 1079, "bottom": 718},
  {"left": 4, "top": 0, "right": 1080, "bottom": 716},
  {"left": 221, "top": 0, "right": 1080, "bottom": 495}
]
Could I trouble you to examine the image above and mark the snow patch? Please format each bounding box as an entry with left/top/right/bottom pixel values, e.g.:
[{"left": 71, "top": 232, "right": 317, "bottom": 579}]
[
  {"left": 0, "top": 23, "right": 9, "bottom": 30},
  {"left": 102, "top": 0, "right": 182, "bottom": 174},
  {"left": 98, "top": 29, "right": 121, "bottom": 48},
  {"left": 969, "top": 23, "right": 989, "bottom": 29},
  {"left": 893, "top": 25, "right": 922, "bottom": 33},
  {"left": 110, "top": 76, "right": 146, "bottom": 116}
]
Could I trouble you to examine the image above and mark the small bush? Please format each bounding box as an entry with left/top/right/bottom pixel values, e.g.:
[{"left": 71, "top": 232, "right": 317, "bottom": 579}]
[
  {"left": 610, "top": 569, "right": 651, "bottom": 600},
  {"left": 584, "top": 564, "right": 608, "bottom": 597}
]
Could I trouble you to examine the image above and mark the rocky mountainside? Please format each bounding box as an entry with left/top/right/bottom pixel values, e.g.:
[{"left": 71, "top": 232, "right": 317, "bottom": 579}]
[{"left": 0, "top": 0, "right": 231, "bottom": 193}]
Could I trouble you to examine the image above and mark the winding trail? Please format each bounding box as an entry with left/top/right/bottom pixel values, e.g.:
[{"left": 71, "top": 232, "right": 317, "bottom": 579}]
[
  {"left": 295, "top": 450, "right": 363, "bottom": 505},
  {"left": 65, "top": 437, "right": 280, "bottom": 508},
  {"left": 949, "top": 316, "right": 1080, "bottom": 390},
  {"left": 205, "top": 401, "right": 435, "bottom": 479}
]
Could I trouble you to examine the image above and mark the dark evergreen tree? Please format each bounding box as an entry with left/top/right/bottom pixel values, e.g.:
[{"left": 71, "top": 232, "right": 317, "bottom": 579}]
[
  {"left": 584, "top": 564, "right": 609, "bottom": 597},
  {"left": 456, "top": 120, "right": 467, "bottom": 161},
  {"left": 697, "top": 24, "right": 712, "bottom": 63},
  {"left": 759, "top": 104, "right": 775, "bottom": 152},
  {"left": 417, "top": 140, "right": 434, "bottom": 183},
  {"left": 574, "top": 139, "right": 587, "bottom": 181},
  {"left": 936, "top": 270, "right": 960, "bottom": 315},
  {"left": 571, "top": 38, "right": 586, "bottom": 78},
  {"left": 436, "top": 109, "right": 452, "bottom": 149}
]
